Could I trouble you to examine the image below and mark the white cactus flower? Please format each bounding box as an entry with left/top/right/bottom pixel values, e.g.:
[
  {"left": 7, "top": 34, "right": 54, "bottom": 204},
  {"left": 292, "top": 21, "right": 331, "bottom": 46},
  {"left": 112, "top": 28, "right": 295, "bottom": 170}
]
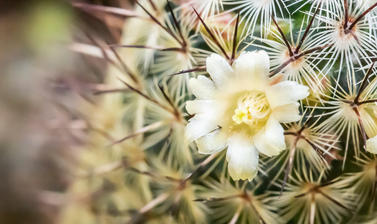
[
  {"left": 186, "top": 51, "right": 309, "bottom": 181},
  {"left": 367, "top": 135, "right": 377, "bottom": 154}
]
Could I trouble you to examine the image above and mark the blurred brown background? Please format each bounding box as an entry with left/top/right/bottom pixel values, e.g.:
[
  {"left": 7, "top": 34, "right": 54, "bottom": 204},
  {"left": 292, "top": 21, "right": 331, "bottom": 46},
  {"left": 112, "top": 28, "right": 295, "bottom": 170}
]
[{"left": 0, "top": 0, "right": 131, "bottom": 223}]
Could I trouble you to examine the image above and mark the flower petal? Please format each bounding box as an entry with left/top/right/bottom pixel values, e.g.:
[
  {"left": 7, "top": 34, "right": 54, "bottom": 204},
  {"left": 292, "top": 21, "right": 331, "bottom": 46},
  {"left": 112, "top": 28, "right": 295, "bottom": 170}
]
[
  {"left": 266, "top": 81, "right": 309, "bottom": 108},
  {"left": 206, "top": 53, "right": 233, "bottom": 86},
  {"left": 186, "top": 100, "right": 214, "bottom": 115},
  {"left": 226, "top": 135, "right": 259, "bottom": 181},
  {"left": 254, "top": 118, "right": 286, "bottom": 157},
  {"left": 272, "top": 103, "right": 301, "bottom": 123},
  {"left": 367, "top": 135, "right": 377, "bottom": 154},
  {"left": 196, "top": 129, "right": 227, "bottom": 154},
  {"left": 233, "top": 51, "right": 270, "bottom": 81},
  {"left": 186, "top": 115, "right": 218, "bottom": 141},
  {"left": 189, "top": 75, "right": 216, "bottom": 99}
]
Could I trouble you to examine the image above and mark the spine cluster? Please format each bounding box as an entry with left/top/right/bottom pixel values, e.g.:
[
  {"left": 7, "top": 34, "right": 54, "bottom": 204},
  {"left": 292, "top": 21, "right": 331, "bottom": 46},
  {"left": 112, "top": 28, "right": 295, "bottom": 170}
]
[{"left": 61, "top": 0, "right": 377, "bottom": 223}]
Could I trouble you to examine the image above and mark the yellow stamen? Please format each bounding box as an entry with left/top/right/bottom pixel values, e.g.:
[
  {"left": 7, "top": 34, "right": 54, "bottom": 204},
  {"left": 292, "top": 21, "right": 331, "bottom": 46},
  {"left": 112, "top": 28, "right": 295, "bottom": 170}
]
[{"left": 232, "top": 91, "right": 271, "bottom": 126}]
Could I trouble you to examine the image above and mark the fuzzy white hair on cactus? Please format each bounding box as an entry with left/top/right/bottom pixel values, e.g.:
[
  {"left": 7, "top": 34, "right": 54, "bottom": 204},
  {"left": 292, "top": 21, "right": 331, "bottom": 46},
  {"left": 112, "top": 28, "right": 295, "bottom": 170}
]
[
  {"left": 367, "top": 135, "right": 377, "bottom": 154},
  {"left": 185, "top": 51, "right": 309, "bottom": 181}
]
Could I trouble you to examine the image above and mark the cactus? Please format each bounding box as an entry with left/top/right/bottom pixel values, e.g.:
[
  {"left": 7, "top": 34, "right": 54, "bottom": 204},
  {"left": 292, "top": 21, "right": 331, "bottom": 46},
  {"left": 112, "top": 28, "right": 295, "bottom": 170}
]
[{"left": 60, "top": 0, "right": 377, "bottom": 223}]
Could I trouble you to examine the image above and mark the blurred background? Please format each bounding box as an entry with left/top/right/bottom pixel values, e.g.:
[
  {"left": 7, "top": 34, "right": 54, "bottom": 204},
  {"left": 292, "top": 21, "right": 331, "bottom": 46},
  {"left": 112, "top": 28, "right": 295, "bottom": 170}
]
[{"left": 0, "top": 0, "right": 131, "bottom": 223}]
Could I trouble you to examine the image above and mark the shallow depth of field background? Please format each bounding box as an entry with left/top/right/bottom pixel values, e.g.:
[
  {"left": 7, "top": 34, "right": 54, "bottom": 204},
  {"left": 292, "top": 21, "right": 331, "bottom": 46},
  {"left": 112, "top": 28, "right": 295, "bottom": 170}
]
[
  {"left": 0, "top": 0, "right": 130, "bottom": 223},
  {"left": 2, "top": 0, "right": 376, "bottom": 224}
]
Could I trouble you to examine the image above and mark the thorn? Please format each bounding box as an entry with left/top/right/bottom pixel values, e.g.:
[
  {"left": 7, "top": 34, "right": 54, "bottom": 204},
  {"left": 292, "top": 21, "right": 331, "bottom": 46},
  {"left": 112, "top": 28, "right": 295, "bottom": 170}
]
[
  {"left": 169, "top": 66, "right": 206, "bottom": 76},
  {"left": 231, "top": 13, "right": 240, "bottom": 64},
  {"left": 108, "top": 46, "right": 139, "bottom": 84},
  {"left": 136, "top": 0, "right": 184, "bottom": 46},
  {"left": 193, "top": 7, "right": 230, "bottom": 60},
  {"left": 157, "top": 83, "right": 180, "bottom": 118},
  {"left": 353, "top": 107, "right": 369, "bottom": 151},
  {"left": 108, "top": 121, "right": 163, "bottom": 146},
  {"left": 72, "top": 2, "right": 139, "bottom": 17},
  {"left": 348, "top": 2, "right": 377, "bottom": 31},
  {"left": 118, "top": 78, "right": 174, "bottom": 114},
  {"left": 166, "top": 0, "right": 186, "bottom": 47},
  {"left": 295, "top": 3, "right": 321, "bottom": 54},
  {"left": 280, "top": 137, "right": 299, "bottom": 195},
  {"left": 271, "top": 15, "right": 293, "bottom": 57},
  {"left": 109, "top": 44, "right": 183, "bottom": 52},
  {"left": 344, "top": 0, "right": 349, "bottom": 29},
  {"left": 355, "top": 62, "right": 375, "bottom": 104},
  {"left": 147, "top": 0, "right": 158, "bottom": 12}
]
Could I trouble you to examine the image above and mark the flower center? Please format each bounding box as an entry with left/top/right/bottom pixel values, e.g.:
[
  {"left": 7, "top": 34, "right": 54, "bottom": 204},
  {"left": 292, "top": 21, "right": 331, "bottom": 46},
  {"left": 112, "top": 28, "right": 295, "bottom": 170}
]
[{"left": 232, "top": 91, "right": 271, "bottom": 126}]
